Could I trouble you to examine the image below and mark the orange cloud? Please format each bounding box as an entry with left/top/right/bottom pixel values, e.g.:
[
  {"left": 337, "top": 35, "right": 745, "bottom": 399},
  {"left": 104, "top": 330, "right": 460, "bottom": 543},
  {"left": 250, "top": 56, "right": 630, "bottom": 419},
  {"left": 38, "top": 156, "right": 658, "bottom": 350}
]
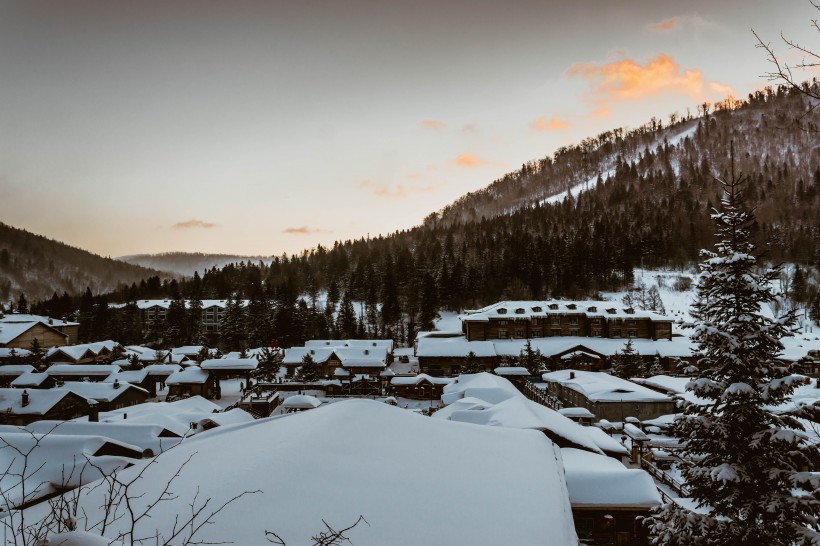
[
  {"left": 283, "top": 226, "right": 330, "bottom": 235},
  {"left": 567, "top": 53, "right": 735, "bottom": 107},
  {"left": 531, "top": 116, "right": 571, "bottom": 132},
  {"left": 649, "top": 17, "right": 683, "bottom": 32},
  {"left": 358, "top": 179, "right": 435, "bottom": 198},
  {"left": 173, "top": 220, "right": 217, "bottom": 229},
  {"left": 462, "top": 123, "right": 478, "bottom": 132},
  {"left": 454, "top": 153, "right": 502, "bottom": 169},
  {"left": 420, "top": 119, "right": 447, "bottom": 131}
]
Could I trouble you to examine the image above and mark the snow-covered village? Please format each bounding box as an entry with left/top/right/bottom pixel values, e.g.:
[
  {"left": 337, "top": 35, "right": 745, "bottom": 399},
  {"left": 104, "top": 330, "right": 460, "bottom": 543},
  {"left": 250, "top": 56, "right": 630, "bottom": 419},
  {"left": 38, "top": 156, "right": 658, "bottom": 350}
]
[{"left": 2, "top": 1, "right": 820, "bottom": 545}]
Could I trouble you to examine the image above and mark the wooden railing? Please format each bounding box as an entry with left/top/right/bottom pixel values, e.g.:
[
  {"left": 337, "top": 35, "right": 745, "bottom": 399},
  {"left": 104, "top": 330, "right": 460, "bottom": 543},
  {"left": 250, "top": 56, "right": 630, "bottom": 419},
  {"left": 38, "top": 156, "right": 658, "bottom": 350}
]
[
  {"left": 520, "top": 379, "right": 561, "bottom": 410},
  {"left": 640, "top": 457, "right": 690, "bottom": 498}
]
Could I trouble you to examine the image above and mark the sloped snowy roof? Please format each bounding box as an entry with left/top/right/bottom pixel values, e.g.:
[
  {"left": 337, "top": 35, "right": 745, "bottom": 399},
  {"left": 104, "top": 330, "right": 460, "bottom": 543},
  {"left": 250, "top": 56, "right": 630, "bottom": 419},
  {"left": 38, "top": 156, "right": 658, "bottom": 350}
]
[
  {"left": 104, "top": 369, "right": 150, "bottom": 384},
  {"left": 560, "top": 448, "right": 661, "bottom": 508},
  {"left": 333, "top": 347, "right": 388, "bottom": 367},
  {"left": 582, "top": 426, "right": 630, "bottom": 457},
  {"left": 46, "top": 364, "right": 121, "bottom": 376},
  {"left": 0, "top": 364, "right": 35, "bottom": 376},
  {"left": 89, "top": 396, "right": 224, "bottom": 438},
  {"left": 0, "top": 321, "right": 67, "bottom": 345},
  {"left": 283, "top": 347, "right": 334, "bottom": 364},
  {"left": 494, "top": 366, "right": 531, "bottom": 376},
  {"left": 166, "top": 366, "right": 210, "bottom": 385},
  {"left": 0, "top": 433, "right": 139, "bottom": 511},
  {"left": 441, "top": 372, "right": 522, "bottom": 405},
  {"left": 543, "top": 370, "right": 673, "bottom": 402},
  {"left": 632, "top": 375, "right": 707, "bottom": 405},
  {"left": 390, "top": 373, "right": 454, "bottom": 386},
  {"left": 25, "top": 420, "right": 181, "bottom": 454},
  {"left": 62, "top": 381, "right": 149, "bottom": 403},
  {"left": 492, "top": 337, "right": 696, "bottom": 358},
  {"left": 143, "top": 364, "right": 183, "bottom": 376},
  {"left": 196, "top": 408, "right": 255, "bottom": 429},
  {"left": 54, "top": 400, "right": 579, "bottom": 545},
  {"left": 0, "top": 388, "right": 95, "bottom": 415},
  {"left": 0, "top": 347, "right": 32, "bottom": 358},
  {"left": 416, "top": 338, "right": 496, "bottom": 358},
  {"left": 10, "top": 372, "right": 50, "bottom": 387},
  {"left": 0, "top": 313, "right": 79, "bottom": 327},
  {"left": 47, "top": 344, "right": 97, "bottom": 361},
  {"left": 201, "top": 358, "right": 259, "bottom": 371}
]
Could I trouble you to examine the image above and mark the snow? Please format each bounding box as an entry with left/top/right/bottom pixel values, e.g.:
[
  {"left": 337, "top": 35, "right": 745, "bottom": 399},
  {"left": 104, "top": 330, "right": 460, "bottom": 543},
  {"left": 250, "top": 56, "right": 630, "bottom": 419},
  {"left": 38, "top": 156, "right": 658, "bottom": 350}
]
[
  {"left": 24, "top": 420, "right": 182, "bottom": 454},
  {"left": 0, "top": 364, "right": 36, "bottom": 376},
  {"left": 166, "top": 366, "right": 209, "bottom": 385},
  {"left": 200, "top": 357, "right": 259, "bottom": 371},
  {"left": 494, "top": 366, "right": 531, "bottom": 376},
  {"left": 560, "top": 448, "right": 662, "bottom": 508},
  {"left": 281, "top": 394, "right": 323, "bottom": 409},
  {"left": 543, "top": 370, "right": 673, "bottom": 402},
  {"left": 61, "top": 381, "right": 149, "bottom": 403},
  {"left": 10, "top": 371, "right": 50, "bottom": 387},
  {"left": 0, "top": 388, "right": 95, "bottom": 416},
  {"left": 38, "top": 400, "right": 579, "bottom": 545},
  {"left": 0, "top": 432, "right": 139, "bottom": 510},
  {"left": 558, "top": 407, "right": 595, "bottom": 419},
  {"left": 415, "top": 338, "right": 496, "bottom": 358},
  {"left": 46, "top": 364, "right": 121, "bottom": 377},
  {"left": 390, "top": 373, "right": 453, "bottom": 386}
]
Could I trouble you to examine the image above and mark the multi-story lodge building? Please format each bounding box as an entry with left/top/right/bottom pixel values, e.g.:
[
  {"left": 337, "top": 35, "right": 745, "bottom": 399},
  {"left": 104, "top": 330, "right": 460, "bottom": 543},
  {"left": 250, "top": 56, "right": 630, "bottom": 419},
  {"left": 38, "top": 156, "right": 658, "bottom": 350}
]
[
  {"left": 126, "top": 299, "right": 244, "bottom": 336},
  {"left": 461, "top": 301, "right": 673, "bottom": 342}
]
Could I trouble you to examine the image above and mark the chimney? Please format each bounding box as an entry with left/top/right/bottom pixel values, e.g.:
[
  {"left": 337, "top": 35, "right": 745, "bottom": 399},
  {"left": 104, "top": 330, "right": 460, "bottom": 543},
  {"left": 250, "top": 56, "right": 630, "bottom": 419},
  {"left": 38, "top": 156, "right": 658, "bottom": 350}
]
[
  {"left": 89, "top": 409, "right": 99, "bottom": 422},
  {"left": 569, "top": 372, "right": 575, "bottom": 380},
  {"left": 123, "top": 413, "right": 127, "bottom": 419},
  {"left": 21, "top": 390, "right": 29, "bottom": 407},
  {"left": 113, "top": 379, "right": 120, "bottom": 389}
]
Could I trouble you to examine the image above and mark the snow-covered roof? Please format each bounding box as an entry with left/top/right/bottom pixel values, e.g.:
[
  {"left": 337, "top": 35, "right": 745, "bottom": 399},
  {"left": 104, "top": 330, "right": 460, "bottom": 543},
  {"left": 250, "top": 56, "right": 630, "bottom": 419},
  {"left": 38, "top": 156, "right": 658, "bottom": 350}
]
[
  {"left": 166, "top": 366, "right": 210, "bottom": 385},
  {"left": 494, "top": 366, "right": 530, "bottom": 376},
  {"left": 0, "top": 432, "right": 138, "bottom": 511},
  {"left": 0, "top": 313, "right": 79, "bottom": 327},
  {"left": 0, "top": 388, "right": 95, "bottom": 415},
  {"left": 333, "top": 347, "right": 388, "bottom": 368},
  {"left": 441, "top": 372, "right": 522, "bottom": 405},
  {"left": 390, "top": 373, "right": 454, "bottom": 386},
  {"left": 416, "top": 338, "right": 496, "bottom": 358},
  {"left": 196, "top": 408, "right": 255, "bottom": 429},
  {"left": 632, "top": 375, "right": 707, "bottom": 406},
  {"left": 10, "top": 371, "right": 50, "bottom": 387},
  {"left": 281, "top": 394, "right": 323, "bottom": 409},
  {"left": 62, "top": 381, "right": 149, "bottom": 403},
  {"left": 57, "top": 400, "right": 579, "bottom": 545},
  {"left": 143, "top": 364, "right": 183, "bottom": 376},
  {"left": 582, "top": 426, "right": 630, "bottom": 457},
  {"left": 283, "top": 346, "right": 334, "bottom": 364},
  {"left": 171, "top": 345, "right": 206, "bottom": 356},
  {"left": 25, "top": 420, "right": 181, "bottom": 454},
  {"left": 0, "top": 364, "right": 35, "bottom": 376},
  {"left": 0, "top": 347, "right": 32, "bottom": 358},
  {"left": 201, "top": 358, "right": 259, "bottom": 371},
  {"left": 464, "top": 300, "right": 673, "bottom": 322},
  {"left": 492, "top": 336, "right": 696, "bottom": 358},
  {"left": 559, "top": 407, "right": 595, "bottom": 419},
  {"left": 47, "top": 344, "right": 96, "bottom": 361},
  {"left": 103, "top": 369, "right": 150, "bottom": 385},
  {"left": 91, "top": 396, "right": 223, "bottom": 438},
  {"left": 46, "top": 364, "right": 121, "bottom": 376},
  {"left": 560, "top": 447, "right": 661, "bottom": 508},
  {"left": 543, "top": 370, "right": 673, "bottom": 403},
  {"left": 0, "top": 321, "right": 66, "bottom": 345}
]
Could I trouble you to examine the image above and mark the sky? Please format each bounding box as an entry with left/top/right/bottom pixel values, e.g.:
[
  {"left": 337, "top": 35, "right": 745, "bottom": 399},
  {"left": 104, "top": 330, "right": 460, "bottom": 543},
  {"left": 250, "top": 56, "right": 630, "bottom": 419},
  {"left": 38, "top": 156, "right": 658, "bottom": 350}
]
[{"left": 1, "top": 1, "right": 818, "bottom": 258}]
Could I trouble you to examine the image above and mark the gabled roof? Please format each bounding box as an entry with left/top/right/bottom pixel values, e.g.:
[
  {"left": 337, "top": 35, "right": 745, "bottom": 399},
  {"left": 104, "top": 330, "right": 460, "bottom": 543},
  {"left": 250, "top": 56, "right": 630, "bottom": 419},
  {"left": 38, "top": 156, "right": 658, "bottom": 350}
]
[
  {"left": 415, "top": 338, "right": 496, "bottom": 358},
  {"left": 463, "top": 300, "right": 673, "bottom": 322},
  {"left": 47, "top": 345, "right": 97, "bottom": 362},
  {"left": 542, "top": 370, "right": 673, "bottom": 403},
  {"left": 0, "top": 388, "right": 95, "bottom": 415},
  {"left": 0, "top": 313, "right": 79, "bottom": 327},
  {"left": 104, "top": 369, "right": 150, "bottom": 384},
  {"left": 10, "top": 372, "right": 51, "bottom": 387},
  {"left": 333, "top": 347, "right": 388, "bottom": 368},
  {"left": 282, "top": 347, "right": 333, "bottom": 364},
  {"left": 391, "top": 373, "right": 454, "bottom": 386},
  {"left": 201, "top": 358, "right": 259, "bottom": 371},
  {"left": 166, "top": 366, "right": 210, "bottom": 385},
  {"left": 0, "top": 364, "right": 36, "bottom": 376},
  {"left": 0, "top": 321, "right": 68, "bottom": 345},
  {"left": 61, "top": 381, "right": 150, "bottom": 403}
]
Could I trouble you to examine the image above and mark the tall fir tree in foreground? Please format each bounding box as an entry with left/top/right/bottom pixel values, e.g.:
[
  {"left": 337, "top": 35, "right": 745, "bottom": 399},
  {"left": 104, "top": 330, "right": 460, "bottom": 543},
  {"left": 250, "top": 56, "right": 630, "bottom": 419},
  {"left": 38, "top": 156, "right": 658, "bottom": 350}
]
[{"left": 649, "top": 156, "right": 819, "bottom": 545}]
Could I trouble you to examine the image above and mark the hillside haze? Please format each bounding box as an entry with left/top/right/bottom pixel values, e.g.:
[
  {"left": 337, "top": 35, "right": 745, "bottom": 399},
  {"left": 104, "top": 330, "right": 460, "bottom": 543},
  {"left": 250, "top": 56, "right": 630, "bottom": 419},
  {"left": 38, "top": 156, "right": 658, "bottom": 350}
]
[
  {"left": 0, "top": 222, "right": 170, "bottom": 306},
  {"left": 119, "top": 252, "right": 275, "bottom": 277}
]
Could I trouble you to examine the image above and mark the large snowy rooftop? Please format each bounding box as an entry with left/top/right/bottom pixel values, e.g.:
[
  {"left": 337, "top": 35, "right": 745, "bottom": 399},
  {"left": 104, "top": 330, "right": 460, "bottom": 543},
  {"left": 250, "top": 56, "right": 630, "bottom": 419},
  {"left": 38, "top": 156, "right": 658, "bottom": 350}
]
[
  {"left": 46, "top": 400, "right": 579, "bottom": 545},
  {"left": 464, "top": 300, "right": 673, "bottom": 321},
  {"left": 543, "top": 370, "right": 673, "bottom": 402}
]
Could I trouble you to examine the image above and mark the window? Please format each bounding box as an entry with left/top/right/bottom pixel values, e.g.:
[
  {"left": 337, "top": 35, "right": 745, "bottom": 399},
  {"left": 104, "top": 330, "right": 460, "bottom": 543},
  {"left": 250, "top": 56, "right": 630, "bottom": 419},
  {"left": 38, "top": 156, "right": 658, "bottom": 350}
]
[
  {"left": 514, "top": 328, "right": 525, "bottom": 338},
  {"left": 592, "top": 317, "right": 601, "bottom": 325},
  {"left": 497, "top": 308, "right": 508, "bottom": 315},
  {"left": 498, "top": 329, "right": 508, "bottom": 338},
  {"left": 549, "top": 303, "right": 558, "bottom": 310},
  {"left": 587, "top": 306, "right": 597, "bottom": 312},
  {"left": 566, "top": 304, "right": 577, "bottom": 310},
  {"left": 531, "top": 306, "right": 542, "bottom": 313},
  {"left": 498, "top": 320, "right": 508, "bottom": 326},
  {"left": 515, "top": 308, "right": 525, "bottom": 314},
  {"left": 550, "top": 328, "right": 562, "bottom": 337},
  {"left": 551, "top": 316, "right": 561, "bottom": 324},
  {"left": 569, "top": 328, "right": 580, "bottom": 336},
  {"left": 592, "top": 328, "right": 602, "bottom": 337},
  {"left": 628, "top": 328, "right": 638, "bottom": 337},
  {"left": 531, "top": 328, "right": 542, "bottom": 337},
  {"left": 569, "top": 317, "right": 579, "bottom": 325},
  {"left": 531, "top": 318, "right": 540, "bottom": 326}
]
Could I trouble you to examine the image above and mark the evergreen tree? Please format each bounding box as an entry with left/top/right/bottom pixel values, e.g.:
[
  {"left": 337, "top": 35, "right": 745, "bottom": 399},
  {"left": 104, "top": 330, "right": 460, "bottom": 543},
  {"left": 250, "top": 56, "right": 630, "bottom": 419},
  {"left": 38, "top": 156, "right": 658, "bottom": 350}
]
[
  {"left": 519, "top": 340, "right": 544, "bottom": 376},
  {"left": 646, "top": 356, "right": 665, "bottom": 377},
  {"left": 646, "top": 285, "right": 666, "bottom": 315},
  {"left": 649, "top": 161, "right": 819, "bottom": 545},
  {"left": 220, "top": 294, "right": 246, "bottom": 351},
  {"left": 610, "top": 338, "right": 641, "bottom": 378},
  {"left": 255, "top": 347, "right": 281, "bottom": 382},
  {"left": 462, "top": 351, "right": 482, "bottom": 374},
  {"left": 296, "top": 352, "right": 322, "bottom": 382},
  {"left": 336, "top": 290, "right": 358, "bottom": 339},
  {"left": 16, "top": 293, "right": 29, "bottom": 313},
  {"left": 27, "top": 338, "right": 45, "bottom": 367}
]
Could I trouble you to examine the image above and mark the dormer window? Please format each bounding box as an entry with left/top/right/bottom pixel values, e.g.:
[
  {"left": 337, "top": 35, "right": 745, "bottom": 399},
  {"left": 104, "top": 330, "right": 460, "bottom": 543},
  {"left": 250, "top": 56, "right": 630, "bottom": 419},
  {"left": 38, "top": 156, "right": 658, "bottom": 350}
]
[
  {"left": 588, "top": 306, "right": 597, "bottom": 312},
  {"left": 497, "top": 308, "right": 508, "bottom": 315},
  {"left": 607, "top": 308, "right": 616, "bottom": 314},
  {"left": 549, "top": 303, "right": 558, "bottom": 310},
  {"left": 625, "top": 308, "right": 635, "bottom": 314},
  {"left": 531, "top": 306, "right": 542, "bottom": 313},
  {"left": 567, "top": 304, "right": 577, "bottom": 310},
  {"left": 364, "top": 349, "right": 369, "bottom": 355},
  {"left": 515, "top": 308, "right": 525, "bottom": 315},
  {"left": 310, "top": 349, "right": 315, "bottom": 355}
]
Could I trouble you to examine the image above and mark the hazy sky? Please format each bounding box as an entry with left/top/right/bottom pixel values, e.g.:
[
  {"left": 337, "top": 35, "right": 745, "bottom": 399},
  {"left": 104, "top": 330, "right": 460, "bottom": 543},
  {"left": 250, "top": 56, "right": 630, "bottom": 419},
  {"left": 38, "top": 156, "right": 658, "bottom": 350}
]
[{"left": 1, "top": 1, "right": 817, "bottom": 257}]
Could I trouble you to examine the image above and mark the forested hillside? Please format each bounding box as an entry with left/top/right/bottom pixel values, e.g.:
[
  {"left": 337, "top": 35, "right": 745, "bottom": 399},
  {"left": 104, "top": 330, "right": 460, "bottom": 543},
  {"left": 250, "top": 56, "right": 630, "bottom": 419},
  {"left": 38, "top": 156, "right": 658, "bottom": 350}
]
[
  {"left": 119, "top": 252, "right": 274, "bottom": 277},
  {"left": 0, "top": 222, "right": 169, "bottom": 306},
  {"left": 29, "top": 85, "right": 820, "bottom": 347}
]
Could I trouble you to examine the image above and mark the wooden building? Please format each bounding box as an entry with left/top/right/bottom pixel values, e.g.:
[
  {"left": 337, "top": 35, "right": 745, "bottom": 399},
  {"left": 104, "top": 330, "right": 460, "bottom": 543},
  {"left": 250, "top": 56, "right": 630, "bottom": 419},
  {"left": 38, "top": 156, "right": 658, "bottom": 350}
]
[
  {"left": 60, "top": 381, "right": 151, "bottom": 412},
  {"left": 462, "top": 301, "right": 673, "bottom": 342},
  {"left": 166, "top": 367, "right": 214, "bottom": 399},
  {"left": 0, "top": 388, "right": 96, "bottom": 425}
]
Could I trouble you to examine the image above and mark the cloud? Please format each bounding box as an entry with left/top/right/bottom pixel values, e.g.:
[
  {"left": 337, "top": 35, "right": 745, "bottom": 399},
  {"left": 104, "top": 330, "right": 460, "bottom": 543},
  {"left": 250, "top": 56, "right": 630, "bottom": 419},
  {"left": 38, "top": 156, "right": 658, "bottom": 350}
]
[
  {"left": 283, "top": 226, "right": 330, "bottom": 235},
  {"left": 420, "top": 119, "right": 447, "bottom": 131},
  {"left": 358, "top": 179, "right": 434, "bottom": 198},
  {"left": 567, "top": 53, "right": 735, "bottom": 112},
  {"left": 462, "top": 123, "right": 478, "bottom": 132},
  {"left": 454, "top": 153, "right": 502, "bottom": 169},
  {"left": 648, "top": 14, "right": 718, "bottom": 32},
  {"left": 172, "top": 220, "right": 217, "bottom": 229},
  {"left": 530, "top": 116, "right": 571, "bottom": 132}
]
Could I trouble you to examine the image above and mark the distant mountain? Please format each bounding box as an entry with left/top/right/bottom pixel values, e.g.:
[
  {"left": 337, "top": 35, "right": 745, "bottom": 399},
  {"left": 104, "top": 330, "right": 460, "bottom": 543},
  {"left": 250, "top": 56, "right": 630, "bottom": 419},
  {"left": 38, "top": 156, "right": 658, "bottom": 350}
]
[
  {"left": 0, "top": 222, "right": 169, "bottom": 306},
  {"left": 118, "top": 252, "right": 275, "bottom": 277}
]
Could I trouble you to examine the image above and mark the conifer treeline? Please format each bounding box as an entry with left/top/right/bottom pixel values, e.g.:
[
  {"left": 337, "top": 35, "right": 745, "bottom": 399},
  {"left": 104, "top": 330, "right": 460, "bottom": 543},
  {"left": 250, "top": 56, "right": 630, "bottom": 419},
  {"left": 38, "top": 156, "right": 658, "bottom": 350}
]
[{"left": 31, "top": 85, "right": 820, "bottom": 349}]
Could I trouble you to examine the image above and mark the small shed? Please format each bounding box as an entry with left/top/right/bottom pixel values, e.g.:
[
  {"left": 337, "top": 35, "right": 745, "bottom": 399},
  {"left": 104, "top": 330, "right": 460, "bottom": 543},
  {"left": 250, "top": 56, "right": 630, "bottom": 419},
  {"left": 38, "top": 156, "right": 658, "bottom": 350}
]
[
  {"left": 281, "top": 394, "right": 322, "bottom": 412},
  {"left": 166, "top": 367, "right": 214, "bottom": 399}
]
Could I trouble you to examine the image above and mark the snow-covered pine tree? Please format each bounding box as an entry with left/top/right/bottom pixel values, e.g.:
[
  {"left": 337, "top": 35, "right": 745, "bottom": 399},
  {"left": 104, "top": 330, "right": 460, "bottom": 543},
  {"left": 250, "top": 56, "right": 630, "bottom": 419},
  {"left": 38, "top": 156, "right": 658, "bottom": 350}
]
[
  {"left": 610, "top": 338, "right": 641, "bottom": 379},
  {"left": 296, "top": 352, "right": 322, "bottom": 382},
  {"left": 648, "top": 155, "right": 819, "bottom": 545},
  {"left": 463, "top": 351, "right": 482, "bottom": 374}
]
